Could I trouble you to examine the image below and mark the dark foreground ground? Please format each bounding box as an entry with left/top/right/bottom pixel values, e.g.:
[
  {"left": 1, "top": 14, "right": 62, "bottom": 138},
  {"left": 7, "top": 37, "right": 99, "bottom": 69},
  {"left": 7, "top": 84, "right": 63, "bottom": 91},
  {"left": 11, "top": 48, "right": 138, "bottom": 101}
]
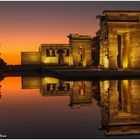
[{"left": 2, "top": 65, "right": 140, "bottom": 80}]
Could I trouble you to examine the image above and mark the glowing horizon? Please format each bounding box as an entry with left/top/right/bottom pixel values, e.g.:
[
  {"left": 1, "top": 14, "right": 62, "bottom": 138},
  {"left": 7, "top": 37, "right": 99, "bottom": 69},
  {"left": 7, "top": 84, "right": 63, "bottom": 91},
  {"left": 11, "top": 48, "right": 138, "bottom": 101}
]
[{"left": 0, "top": 1, "right": 139, "bottom": 64}]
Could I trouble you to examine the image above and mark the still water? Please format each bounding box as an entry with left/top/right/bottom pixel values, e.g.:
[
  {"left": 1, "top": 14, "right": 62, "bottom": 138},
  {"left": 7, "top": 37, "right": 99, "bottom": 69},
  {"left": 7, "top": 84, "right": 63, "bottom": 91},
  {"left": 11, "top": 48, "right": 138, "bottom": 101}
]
[{"left": 0, "top": 76, "right": 140, "bottom": 138}]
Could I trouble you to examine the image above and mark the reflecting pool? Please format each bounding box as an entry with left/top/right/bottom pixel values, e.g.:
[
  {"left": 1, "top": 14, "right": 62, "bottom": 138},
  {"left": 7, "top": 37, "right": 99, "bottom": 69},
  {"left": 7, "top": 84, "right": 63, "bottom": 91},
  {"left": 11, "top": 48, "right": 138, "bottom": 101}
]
[{"left": 0, "top": 76, "right": 140, "bottom": 138}]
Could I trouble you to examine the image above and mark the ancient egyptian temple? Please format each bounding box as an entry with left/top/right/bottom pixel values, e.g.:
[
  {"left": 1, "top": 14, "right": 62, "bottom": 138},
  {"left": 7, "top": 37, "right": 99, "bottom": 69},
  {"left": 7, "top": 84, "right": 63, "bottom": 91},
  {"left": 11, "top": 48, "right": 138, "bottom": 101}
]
[
  {"left": 21, "top": 34, "right": 92, "bottom": 67},
  {"left": 97, "top": 10, "right": 140, "bottom": 69},
  {"left": 21, "top": 10, "right": 140, "bottom": 69}
]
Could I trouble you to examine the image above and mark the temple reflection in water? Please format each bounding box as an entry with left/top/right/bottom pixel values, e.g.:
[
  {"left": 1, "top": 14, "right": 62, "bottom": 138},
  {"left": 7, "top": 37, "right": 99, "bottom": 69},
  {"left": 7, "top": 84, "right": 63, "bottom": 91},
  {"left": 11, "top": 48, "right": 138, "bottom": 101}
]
[
  {"left": 21, "top": 77, "right": 94, "bottom": 108},
  {"left": 21, "top": 77, "right": 140, "bottom": 135},
  {"left": 99, "top": 80, "right": 140, "bottom": 135}
]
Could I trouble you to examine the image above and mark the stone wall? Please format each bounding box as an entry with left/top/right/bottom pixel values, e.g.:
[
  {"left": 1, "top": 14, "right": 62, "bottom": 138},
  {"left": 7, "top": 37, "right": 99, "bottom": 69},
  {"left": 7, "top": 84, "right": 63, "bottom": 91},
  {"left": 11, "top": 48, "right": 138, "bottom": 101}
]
[
  {"left": 39, "top": 45, "right": 59, "bottom": 65},
  {"left": 130, "top": 31, "right": 140, "bottom": 69},
  {"left": 97, "top": 11, "right": 140, "bottom": 70},
  {"left": 21, "top": 52, "right": 41, "bottom": 65},
  {"left": 68, "top": 34, "right": 92, "bottom": 67},
  {"left": 98, "top": 21, "right": 109, "bottom": 69},
  {"left": 39, "top": 44, "right": 71, "bottom": 65},
  {"left": 108, "top": 23, "right": 140, "bottom": 69}
]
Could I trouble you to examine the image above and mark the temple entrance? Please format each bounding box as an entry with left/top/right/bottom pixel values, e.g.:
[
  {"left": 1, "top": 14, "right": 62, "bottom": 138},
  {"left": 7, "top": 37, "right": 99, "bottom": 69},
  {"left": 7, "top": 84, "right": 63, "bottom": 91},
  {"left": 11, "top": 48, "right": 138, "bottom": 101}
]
[
  {"left": 117, "top": 33, "right": 130, "bottom": 69},
  {"left": 118, "top": 80, "right": 131, "bottom": 115},
  {"left": 117, "top": 35, "right": 122, "bottom": 69},
  {"left": 79, "top": 47, "right": 86, "bottom": 66},
  {"left": 57, "top": 49, "right": 64, "bottom": 65}
]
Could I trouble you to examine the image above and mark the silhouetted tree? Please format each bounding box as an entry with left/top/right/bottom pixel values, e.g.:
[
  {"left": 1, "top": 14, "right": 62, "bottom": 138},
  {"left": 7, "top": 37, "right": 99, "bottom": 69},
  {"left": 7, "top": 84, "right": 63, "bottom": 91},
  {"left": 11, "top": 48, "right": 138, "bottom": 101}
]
[{"left": 0, "top": 58, "right": 6, "bottom": 69}]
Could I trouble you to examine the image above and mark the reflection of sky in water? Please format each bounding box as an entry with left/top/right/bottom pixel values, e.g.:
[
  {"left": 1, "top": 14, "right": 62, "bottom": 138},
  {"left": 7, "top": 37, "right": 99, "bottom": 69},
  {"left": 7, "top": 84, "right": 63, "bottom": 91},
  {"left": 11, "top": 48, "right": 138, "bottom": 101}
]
[{"left": 0, "top": 77, "right": 139, "bottom": 138}]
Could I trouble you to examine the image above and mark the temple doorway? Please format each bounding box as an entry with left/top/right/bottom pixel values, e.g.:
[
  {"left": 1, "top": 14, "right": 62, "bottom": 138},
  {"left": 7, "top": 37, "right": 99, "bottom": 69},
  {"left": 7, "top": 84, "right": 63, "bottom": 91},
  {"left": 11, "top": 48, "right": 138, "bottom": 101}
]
[
  {"left": 79, "top": 46, "right": 86, "bottom": 66},
  {"left": 117, "top": 33, "right": 130, "bottom": 69},
  {"left": 57, "top": 49, "right": 64, "bottom": 65},
  {"left": 118, "top": 80, "right": 130, "bottom": 115}
]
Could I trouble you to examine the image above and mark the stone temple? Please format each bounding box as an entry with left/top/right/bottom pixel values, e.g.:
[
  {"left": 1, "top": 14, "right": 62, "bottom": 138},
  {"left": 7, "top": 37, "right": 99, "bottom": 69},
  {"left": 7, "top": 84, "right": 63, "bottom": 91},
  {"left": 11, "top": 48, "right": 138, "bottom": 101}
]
[
  {"left": 97, "top": 10, "right": 140, "bottom": 69},
  {"left": 21, "top": 10, "right": 140, "bottom": 70},
  {"left": 21, "top": 34, "right": 92, "bottom": 67}
]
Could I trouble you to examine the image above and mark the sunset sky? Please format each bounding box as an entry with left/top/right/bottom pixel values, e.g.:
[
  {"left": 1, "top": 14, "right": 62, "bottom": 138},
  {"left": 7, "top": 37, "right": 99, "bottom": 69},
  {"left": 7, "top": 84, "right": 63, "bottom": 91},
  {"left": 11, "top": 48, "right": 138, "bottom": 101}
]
[{"left": 0, "top": 1, "right": 140, "bottom": 64}]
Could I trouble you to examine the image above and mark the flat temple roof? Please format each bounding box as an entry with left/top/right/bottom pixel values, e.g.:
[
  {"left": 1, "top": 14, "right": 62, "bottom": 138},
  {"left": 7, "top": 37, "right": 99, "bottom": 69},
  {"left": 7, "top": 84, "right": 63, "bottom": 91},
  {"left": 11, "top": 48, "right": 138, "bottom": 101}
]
[{"left": 40, "top": 44, "right": 70, "bottom": 47}]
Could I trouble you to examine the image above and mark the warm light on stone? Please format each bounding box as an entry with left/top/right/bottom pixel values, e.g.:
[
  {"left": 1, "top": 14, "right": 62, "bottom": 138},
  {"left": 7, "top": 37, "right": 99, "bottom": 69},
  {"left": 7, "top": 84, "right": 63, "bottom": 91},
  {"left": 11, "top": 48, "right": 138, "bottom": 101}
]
[
  {"left": 100, "top": 79, "right": 140, "bottom": 135},
  {"left": 21, "top": 34, "right": 92, "bottom": 67},
  {"left": 97, "top": 10, "right": 140, "bottom": 70}
]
